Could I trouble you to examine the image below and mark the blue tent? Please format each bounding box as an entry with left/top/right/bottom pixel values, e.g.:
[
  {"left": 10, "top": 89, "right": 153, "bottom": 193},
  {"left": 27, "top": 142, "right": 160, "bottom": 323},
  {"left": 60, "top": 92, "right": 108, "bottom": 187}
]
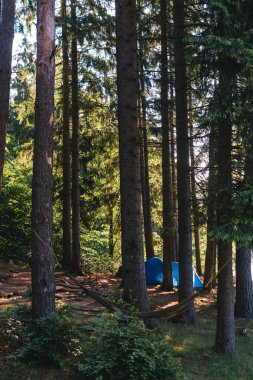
[
  {"left": 145, "top": 257, "right": 163, "bottom": 285},
  {"left": 172, "top": 261, "right": 203, "bottom": 288},
  {"left": 145, "top": 258, "right": 203, "bottom": 288}
]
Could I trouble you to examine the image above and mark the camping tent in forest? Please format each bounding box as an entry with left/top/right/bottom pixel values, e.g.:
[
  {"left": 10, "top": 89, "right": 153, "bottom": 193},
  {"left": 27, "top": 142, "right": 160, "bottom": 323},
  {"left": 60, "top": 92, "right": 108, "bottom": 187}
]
[{"left": 145, "top": 257, "right": 203, "bottom": 287}]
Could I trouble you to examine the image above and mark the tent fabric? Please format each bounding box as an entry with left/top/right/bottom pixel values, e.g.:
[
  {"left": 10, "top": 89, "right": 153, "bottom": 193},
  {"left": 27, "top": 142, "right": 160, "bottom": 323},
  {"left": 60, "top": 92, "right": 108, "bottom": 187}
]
[
  {"left": 145, "top": 258, "right": 203, "bottom": 288},
  {"left": 172, "top": 261, "right": 203, "bottom": 288},
  {"left": 145, "top": 257, "right": 163, "bottom": 285}
]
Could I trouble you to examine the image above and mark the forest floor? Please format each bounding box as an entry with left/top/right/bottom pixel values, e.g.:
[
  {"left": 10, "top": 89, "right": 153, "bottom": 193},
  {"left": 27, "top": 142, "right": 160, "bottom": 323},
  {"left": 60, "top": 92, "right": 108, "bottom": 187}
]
[
  {"left": 0, "top": 264, "right": 253, "bottom": 379},
  {"left": 0, "top": 264, "right": 215, "bottom": 315}
]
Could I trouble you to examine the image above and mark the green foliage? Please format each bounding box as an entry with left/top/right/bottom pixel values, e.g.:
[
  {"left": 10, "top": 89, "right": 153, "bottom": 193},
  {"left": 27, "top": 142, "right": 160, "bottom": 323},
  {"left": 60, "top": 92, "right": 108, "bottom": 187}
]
[
  {"left": 0, "top": 161, "right": 32, "bottom": 263},
  {"left": 0, "top": 304, "right": 32, "bottom": 352},
  {"left": 0, "top": 360, "right": 32, "bottom": 380},
  {"left": 2, "top": 305, "right": 180, "bottom": 380},
  {"left": 80, "top": 228, "right": 119, "bottom": 273},
  {"left": 70, "top": 313, "right": 181, "bottom": 380},
  {"left": 15, "top": 308, "right": 84, "bottom": 366}
]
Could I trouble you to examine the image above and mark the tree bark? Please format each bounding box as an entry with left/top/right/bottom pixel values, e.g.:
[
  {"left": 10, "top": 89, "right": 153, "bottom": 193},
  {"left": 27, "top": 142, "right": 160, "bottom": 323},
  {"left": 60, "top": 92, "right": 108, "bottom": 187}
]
[
  {"left": 235, "top": 244, "right": 253, "bottom": 318},
  {"left": 61, "top": 0, "right": 72, "bottom": 268},
  {"left": 173, "top": 0, "right": 197, "bottom": 324},
  {"left": 32, "top": 0, "right": 55, "bottom": 320},
  {"left": 108, "top": 202, "right": 114, "bottom": 257},
  {"left": 189, "top": 120, "right": 202, "bottom": 276},
  {"left": 71, "top": 0, "right": 81, "bottom": 274},
  {"left": 215, "top": 66, "right": 235, "bottom": 355},
  {"left": 235, "top": 126, "right": 253, "bottom": 318},
  {"left": 141, "top": 95, "right": 155, "bottom": 260},
  {"left": 161, "top": 0, "right": 173, "bottom": 290},
  {"left": 138, "top": 59, "right": 155, "bottom": 260},
  {"left": 0, "top": 0, "right": 16, "bottom": 192},
  {"left": 204, "top": 125, "right": 217, "bottom": 288},
  {"left": 115, "top": 0, "right": 150, "bottom": 313},
  {"left": 169, "top": 58, "right": 178, "bottom": 262}
]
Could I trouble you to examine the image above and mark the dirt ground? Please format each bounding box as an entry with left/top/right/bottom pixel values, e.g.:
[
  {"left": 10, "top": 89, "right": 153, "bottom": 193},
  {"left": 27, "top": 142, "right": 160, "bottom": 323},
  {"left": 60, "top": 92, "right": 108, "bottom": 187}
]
[{"left": 0, "top": 264, "right": 216, "bottom": 318}]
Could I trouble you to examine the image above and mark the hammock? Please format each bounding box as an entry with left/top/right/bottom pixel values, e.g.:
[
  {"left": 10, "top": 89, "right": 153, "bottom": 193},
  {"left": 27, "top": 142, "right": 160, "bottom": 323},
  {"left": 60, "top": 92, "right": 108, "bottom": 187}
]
[
  {"left": 65, "top": 259, "right": 230, "bottom": 320},
  {"left": 32, "top": 228, "right": 229, "bottom": 320}
]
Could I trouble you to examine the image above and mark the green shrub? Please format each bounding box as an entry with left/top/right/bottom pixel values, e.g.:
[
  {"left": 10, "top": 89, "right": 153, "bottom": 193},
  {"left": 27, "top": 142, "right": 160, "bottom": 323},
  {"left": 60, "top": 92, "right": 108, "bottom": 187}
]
[
  {"left": 0, "top": 162, "right": 32, "bottom": 263},
  {"left": 0, "top": 305, "right": 32, "bottom": 349},
  {"left": 70, "top": 313, "right": 181, "bottom": 380},
  {"left": 15, "top": 309, "right": 84, "bottom": 366},
  {"left": 0, "top": 359, "right": 31, "bottom": 380},
  {"left": 3, "top": 305, "right": 180, "bottom": 380}
]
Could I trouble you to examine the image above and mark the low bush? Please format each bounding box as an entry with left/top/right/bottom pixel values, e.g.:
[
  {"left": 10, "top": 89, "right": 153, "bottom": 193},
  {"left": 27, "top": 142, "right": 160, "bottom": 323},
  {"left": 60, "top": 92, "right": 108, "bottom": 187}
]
[
  {"left": 1, "top": 305, "right": 181, "bottom": 379},
  {"left": 69, "top": 313, "right": 181, "bottom": 380},
  {"left": 15, "top": 307, "right": 84, "bottom": 366}
]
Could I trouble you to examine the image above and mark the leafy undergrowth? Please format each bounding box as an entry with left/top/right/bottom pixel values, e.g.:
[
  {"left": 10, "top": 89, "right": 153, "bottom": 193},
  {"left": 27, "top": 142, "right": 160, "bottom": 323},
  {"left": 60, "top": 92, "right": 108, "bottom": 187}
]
[
  {"left": 1, "top": 292, "right": 253, "bottom": 379},
  {"left": 0, "top": 304, "right": 181, "bottom": 380}
]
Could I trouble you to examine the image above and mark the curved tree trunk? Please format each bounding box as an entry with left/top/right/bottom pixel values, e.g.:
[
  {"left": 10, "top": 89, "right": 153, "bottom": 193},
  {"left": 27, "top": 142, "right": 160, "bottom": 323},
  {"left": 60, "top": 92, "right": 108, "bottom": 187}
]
[
  {"left": 115, "top": 0, "right": 150, "bottom": 314},
  {"left": 173, "top": 0, "right": 197, "bottom": 324},
  {"left": 32, "top": 0, "right": 55, "bottom": 320},
  {"left": 0, "top": 0, "right": 16, "bottom": 192}
]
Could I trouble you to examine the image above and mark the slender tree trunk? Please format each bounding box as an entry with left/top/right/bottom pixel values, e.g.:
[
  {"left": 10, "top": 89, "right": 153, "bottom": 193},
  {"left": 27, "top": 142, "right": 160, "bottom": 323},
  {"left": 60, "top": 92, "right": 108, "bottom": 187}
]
[
  {"left": 169, "top": 73, "right": 178, "bottom": 262},
  {"left": 141, "top": 95, "right": 155, "bottom": 259},
  {"left": 115, "top": 0, "right": 150, "bottom": 313},
  {"left": 235, "top": 244, "right": 253, "bottom": 318},
  {"left": 204, "top": 125, "right": 217, "bottom": 288},
  {"left": 61, "top": 0, "right": 72, "bottom": 268},
  {"left": 0, "top": 0, "right": 16, "bottom": 192},
  {"left": 139, "top": 66, "right": 155, "bottom": 260},
  {"left": 108, "top": 202, "right": 114, "bottom": 257},
  {"left": 71, "top": 0, "right": 81, "bottom": 274},
  {"left": 189, "top": 120, "right": 202, "bottom": 276},
  {"left": 235, "top": 128, "right": 253, "bottom": 318},
  {"left": 31, "top": 0, "right": 55, "bottom": 320},
  {"left": 215, "top": 66, "right": 235, "bottom": 355},
  {"left": 168, "top": 14, "right": 178, "bottom": 263},
  {"left": 173, "top": 0, "right": 197, "bottom": 324},
  {"left": 161, "top": 0, "right": 173, "bottom": 290}
]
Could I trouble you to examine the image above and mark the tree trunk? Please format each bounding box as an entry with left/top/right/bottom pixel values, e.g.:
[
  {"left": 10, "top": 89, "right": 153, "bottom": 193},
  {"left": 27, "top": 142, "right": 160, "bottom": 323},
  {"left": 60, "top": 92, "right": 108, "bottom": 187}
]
[
  {"left": 32, "top": 0, "right": 55, "bottom": 320},
  {"left": 204, "top": 124, "right": 217, "bottom": 288},
  {"left": 115, "top": 0, "right": 150, "bottom": 313},
  {"left": 0, "top": 0, "right": 16, "bottom": 192},
  {"left": 141, "top": 96, "right": 155, "bottom": 260},
  {"left": 71, "top": 0, "right": 81, "bottom": 274},
  {"left": 235, "top": 244, "right": 253, "bottom": 318},
  {"left": 215, "top": 67, "right": 235, "bottom": 355},
  {"left": 235, "top": 126, "right": 253, "bottom": 318},
  {"left": 169, "top": 66, "right": 178, "bottom": 262},
  {"left": 173, "top": 0, "right": 197, "bottom": 324},
  {"left": 161, "top": 0, "right": 173, "bottom": 290},
  {"left": 189, "top": 120, "right": 202, "bottom": 276},
  {"left": 61, "top": 0, "right": 72, "bottom": 268},
  {"left": 108, "top": 202, "right": 114, "bottom": 257},
  {"left": 139, "top": 63, "right": 155, "bottom": 260}
]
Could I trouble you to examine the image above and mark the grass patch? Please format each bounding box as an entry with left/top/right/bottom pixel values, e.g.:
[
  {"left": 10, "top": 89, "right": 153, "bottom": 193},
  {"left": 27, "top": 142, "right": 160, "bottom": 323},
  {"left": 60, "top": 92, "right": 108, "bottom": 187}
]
[{"left": 169, "top": 316, "right": 253, "bottom": 380}]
